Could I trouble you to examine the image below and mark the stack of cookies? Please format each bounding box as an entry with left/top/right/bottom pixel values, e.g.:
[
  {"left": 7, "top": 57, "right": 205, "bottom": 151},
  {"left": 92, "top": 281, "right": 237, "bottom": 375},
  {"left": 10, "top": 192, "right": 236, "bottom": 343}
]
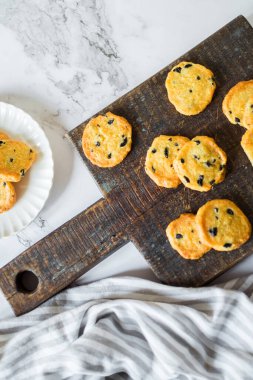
[
  {"left": 0, "top": 132, "right": 36, "bottom": 213},
  {"left": 166, "top": 199, "right": 251, "bottom": 260}
]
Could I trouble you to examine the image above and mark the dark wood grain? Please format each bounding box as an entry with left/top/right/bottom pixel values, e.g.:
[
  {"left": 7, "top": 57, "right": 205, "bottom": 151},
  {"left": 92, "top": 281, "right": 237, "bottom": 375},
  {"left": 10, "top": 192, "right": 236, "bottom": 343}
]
[{"left": 0, "top": 15, "right": 252, "bottom": 316}]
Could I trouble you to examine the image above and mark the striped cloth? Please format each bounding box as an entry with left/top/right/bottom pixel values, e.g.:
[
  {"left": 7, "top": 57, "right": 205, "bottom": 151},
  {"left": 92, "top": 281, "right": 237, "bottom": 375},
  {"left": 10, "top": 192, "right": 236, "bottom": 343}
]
[{"left": 0, "top": 276, "right": 253, "bottom": 380}]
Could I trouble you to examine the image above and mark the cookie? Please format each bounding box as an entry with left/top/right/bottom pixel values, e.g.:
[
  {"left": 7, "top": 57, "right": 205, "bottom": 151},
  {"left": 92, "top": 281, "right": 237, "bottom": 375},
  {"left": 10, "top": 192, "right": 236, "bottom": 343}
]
[
  {"left": 82, "top": 112, "right": 132, "bottom": 168},
  {"left": 166, "top": 213, "right": 210, "bottom": 259},
  {"left": 165, "top": 61, "right": 216, "bottom": 116},
  {"left": 196, "top": 199, "right": 251, "bottom": 251},
  {"left": 0, "top": 140, "right": 36, "bottom": 182},
  {"left": 145, "top": 135, "right": 190, "bottom": 188},
  {"left": 241, "top": 128, "right": 253, "bottom": 166},
  {"left": 0, "top": 181, "right": 16, "bottom": 213},
  {"left": 173, "top": 136, "right": 227, "bottom": 192},
  {"left": 242, "top": 97, "right": 253, "bottom": 129},
  {"left": 222, "top": 80, "right": 253, "bottom": 128},
  {"left": 0, "top": 132, "right": 9, "bottom": 140}
]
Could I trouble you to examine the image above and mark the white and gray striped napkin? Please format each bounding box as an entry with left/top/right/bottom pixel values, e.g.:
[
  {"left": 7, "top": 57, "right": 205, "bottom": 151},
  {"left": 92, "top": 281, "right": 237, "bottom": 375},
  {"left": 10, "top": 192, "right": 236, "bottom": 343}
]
[{"left": 1, "top": 275, "right": 253, "bottom": 380}]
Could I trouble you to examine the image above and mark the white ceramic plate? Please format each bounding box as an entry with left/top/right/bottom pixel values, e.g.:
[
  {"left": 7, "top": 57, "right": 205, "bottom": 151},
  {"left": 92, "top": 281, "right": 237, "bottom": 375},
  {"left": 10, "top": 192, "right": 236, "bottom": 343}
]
[{"left": 0, "top": 102, "right": 54, "bottom": 238}]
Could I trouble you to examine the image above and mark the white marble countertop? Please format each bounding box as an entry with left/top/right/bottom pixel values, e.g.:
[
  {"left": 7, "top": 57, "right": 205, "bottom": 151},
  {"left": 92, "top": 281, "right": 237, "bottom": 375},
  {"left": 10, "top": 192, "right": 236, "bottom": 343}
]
[{"left": 0, "top": 0, "right": 253, "bottom": 301}]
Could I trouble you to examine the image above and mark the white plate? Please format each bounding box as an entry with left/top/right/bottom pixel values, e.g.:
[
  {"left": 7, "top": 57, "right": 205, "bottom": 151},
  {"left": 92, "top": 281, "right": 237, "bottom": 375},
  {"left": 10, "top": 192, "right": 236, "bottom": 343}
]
[{"left": 0, "top": 102, "right": 54, "bottom": 238}]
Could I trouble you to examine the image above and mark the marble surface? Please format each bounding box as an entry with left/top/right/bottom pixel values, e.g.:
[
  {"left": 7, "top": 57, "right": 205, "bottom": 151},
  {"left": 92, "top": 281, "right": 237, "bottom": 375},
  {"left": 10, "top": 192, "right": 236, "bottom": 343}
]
[{"left": 0, "top": 0, "right": 253, "bottom": 289}]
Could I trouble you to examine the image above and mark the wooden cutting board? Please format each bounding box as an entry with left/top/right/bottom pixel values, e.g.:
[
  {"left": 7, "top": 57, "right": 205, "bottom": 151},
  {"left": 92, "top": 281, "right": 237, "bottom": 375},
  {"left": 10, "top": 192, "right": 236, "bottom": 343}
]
[{"left": 0, "top": 15, "right": 253, "bottom": 316}]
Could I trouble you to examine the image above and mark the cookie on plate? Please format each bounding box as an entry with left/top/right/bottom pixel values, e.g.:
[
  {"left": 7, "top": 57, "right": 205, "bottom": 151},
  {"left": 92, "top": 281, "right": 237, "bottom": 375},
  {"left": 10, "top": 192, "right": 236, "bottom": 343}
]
[
  {"left": 0, "top": 181, "right": 16, "bottom": 213},
  {"left": 222, "top": 80, "right": 253, "bottom": 128},
  {"left": 145, "top": 135, "right": 189, "bottom": 188},
  {"left": 82, "top": 112, "right": 132, "bottom": 168},
  {"left": 241, "top": 128, "right": 253, "bottom": 166},
  {"left": 196, "top": 199, "right": 251, "bottom": 251},
  {"left": 0, "top": 140, "right": 36, "bottom": 182},
  {"left": 165, "top": 61, "right": 216, "bottom": 116},
  {"left": 166, "top": 213, "right": 210, "bottom": 259},
  {"left": 242, "top": 97, "right": 253, "bottom": 129},
  {"left": 173, "top": 136, "right": 227, "bottom": 192},
  {"left": 0, "top": 132, "right": 9, "bottom": 140}
]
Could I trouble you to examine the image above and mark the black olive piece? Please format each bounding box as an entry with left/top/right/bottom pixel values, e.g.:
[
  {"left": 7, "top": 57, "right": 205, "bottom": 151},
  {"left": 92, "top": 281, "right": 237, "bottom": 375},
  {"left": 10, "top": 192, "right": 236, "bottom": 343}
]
[
  {"left": 184, "top": 64, "right": 192, "bottom": 68},
  {"left": 224, "top": 243, "right": 232, "bottom": 248},
  {"left": 108, "top": 153, "right": 112, "bottom": 159},
  {"left": 173, "top": 67, "right": 182, "bottom": 73},
  {"left": 176, "top": 233, "right": 183, "bottom": 239},
  {"left": 3, "top": 182, "right": 6, "bottom": 187},
  {"left": 191, "top": 230, "right": 194, "bottom": 233},
  {"left": 205, "top": 160, "right": 212, "bottom": 167},
  {"left": 152, "top": 149, "right": 157, "bottom": 153},
  {"left": 196, "top": 76, "right": 201, "bottom": 80},
  {"left": 227, "top": 208, "right": 234, "bottom": 215},
  {"left": 209, "top": 227, "right": 218, "bottom": 236},
  {"left": 30, "top": 149, "right": 33, "bottom": 153},
  {"left": 235, "top": 117, "right": 240, "bottom": 123},
  {"left": 251, "top": 104, "right": 253, "bottom": 108},
  {"left": 168, "top": 138, "right": 172, "bottom": 141},
  {"left": 214, "top": 207, "right": 219, "bottom": 213},
  {"left": 229, "top": 111, "right": 232, "bottom": 114},
  {"left": 95, "top": 141, "right": 101, "bottom": 147},
  {"left": 152, "top": 166, "right": 156, "bottom": 173},
  {"left": 174, "top": 143, "right": 179, "bottom": 146},
  {"left": 194, "top": 140, "right": 200, "bottom": 145},
  {"left": 120, "top": 137, "right": 128, "bottom": 147},
  {"left": 164, "top": 147, "right": 169, "bottom": 158},
  {"left": 20, "top": 169, "right": 25, "bottom": 177},
  {"left": 215, "top": 216, "right": 219, "bottom": 220},
  {"left": 97, "top": 124, "right": 100, "bottom": 127},
  {"left": 9, "top": 158, "right": 13, "bottom": 163},
  {"left": 212, "top": 159, "right": 216, "bottom": 163},
  {"left": 170, "top": 164, "right": 173, "bottom": 167},
  {"left": 209, "top": 179, "right": 215, "bottom": 185},
  {"left": 108, "top": 119, "right": 114, "bottom": 125},
  {"left": 189, "top": 89, "right": 193, "bottom": 93},
  {"left": 219, "top": 164, "right": 224, "bottom": 171},
  {"left": 184, "top": 176, "right": 190, "bottom": 183},
  {"left": 0, "top": 141, "right": 5, "bottom": 146},
  {"left": 181, "top": 158, "right": 185, "bottom": 163},
  {"left": 197, "top": 175, "right": 204, "bottom": 186},
  {"left": 193, "top": 155, "right": 200, "bottom": 160}
]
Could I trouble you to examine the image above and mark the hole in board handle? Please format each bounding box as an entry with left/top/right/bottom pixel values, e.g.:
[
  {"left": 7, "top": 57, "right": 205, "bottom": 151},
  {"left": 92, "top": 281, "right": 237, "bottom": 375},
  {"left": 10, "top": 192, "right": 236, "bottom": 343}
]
[{"left": 15, "top": 271, "right": 39, "bottom": 293}]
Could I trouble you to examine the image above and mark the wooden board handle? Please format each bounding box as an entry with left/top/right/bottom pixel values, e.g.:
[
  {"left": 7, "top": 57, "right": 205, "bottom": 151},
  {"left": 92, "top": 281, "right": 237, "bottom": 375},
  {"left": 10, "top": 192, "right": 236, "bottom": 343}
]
[{"left": 0, "top": 198, "right": 128, "bottom": 315}]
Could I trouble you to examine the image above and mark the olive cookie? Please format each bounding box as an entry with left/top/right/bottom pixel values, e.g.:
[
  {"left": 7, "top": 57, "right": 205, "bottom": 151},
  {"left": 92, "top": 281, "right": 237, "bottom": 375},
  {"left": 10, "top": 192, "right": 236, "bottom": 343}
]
[
  {"left": 0, "top": 181, "right": 16, "bottom": 213},
  {"left": 222, "top": 80, "right": 253, "bottom": 128},
  {"left": 196, "top": 199, "right": 251, "bottom": 251},
  {"left": 145, "top": 135, "right": 189, "bottom": 188},
  {"left": 242, "top": 97, "right": 253, "bottom": 129},
  {"left": 166, "top": 213, "right": 210, "bottom": 259},
  {"left": 82, "top": 112, "right": 132, "bottom": 168},
  {"left": 173, "top": 136, "right": 227, "bottom": 192},
  {"left": 241, "top": 128, "right": 253, "bottom": 166},
  {"left": 165, "top": 61, "right": 216, "bottom": 116},
  {"left": 0, "top": 140, "right": 36, "bottom": 182}
]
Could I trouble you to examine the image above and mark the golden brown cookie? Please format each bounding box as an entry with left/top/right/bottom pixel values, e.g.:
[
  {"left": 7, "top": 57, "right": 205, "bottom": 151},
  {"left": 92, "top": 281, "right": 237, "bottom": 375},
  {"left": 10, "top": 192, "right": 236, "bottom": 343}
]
[
  {"left": 145, "top": 135, "right": 190, "bottom": 188},
  {"left": 222, "top": 80, "right": 253, "bottom": 128},
  {"left": 0, "top": 132, "right": 10, "bottom": 140},
  {"left": 166, "top": 213, "right": 210, "bottom": 259},
  {"left": 173, "top": 136, "right": 227, "bottom": 192},
  {"left": 82, "top": 112, "right": 132, "bottom": 168},
  {"left": 196, "top": 199, "right": 251, "bottom": 251},
  {"left": 242, "top": 97, "right": 253, "bottom": 129},
  {"left": 165, "top": 61, "right": 216, "bottom": 116},
  {"left": 0, "top": 181, "right": 16, "bottom": 213},
  {"left": 241, "top": 128, "right": 253, "bottom": 166},
  {"left": 0, "top": 140, "right": 36, "bottom": 182}
]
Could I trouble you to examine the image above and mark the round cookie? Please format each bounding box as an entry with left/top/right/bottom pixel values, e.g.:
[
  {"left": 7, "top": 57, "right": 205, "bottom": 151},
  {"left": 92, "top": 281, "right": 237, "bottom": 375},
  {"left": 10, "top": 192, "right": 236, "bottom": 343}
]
[
  {"left": 241, "top": 128, "right": 253, "bottom": 166},
  {"left": 196, "top": 199, "right": 251, "bottom": 251},
  {"left": 0, "top": 132, "right": 9, "bottom": 140},
  {"left": 242, "top": 97, "right": 253, "bottom": 129},
  {"left": 145, "top": 135, "right": 190, "bottom": 188},
  {"left": 173, "top": 136, "right": 227, "bottom": 192},
  {"left": 222, "top": 80, "right": 253, "bottom": 128},
  {"left": 0, "top": 181, "right": 16, "bottom": 213},
  {"left": 82, "top": 112, "right": 132, "bottom": 168},
  {"left": 165, "top": 61, "right": 216, "bottom": 116},
  {"left": 166, "top": 213, "right": 210, "bottom": 259},
  {"left": 0, "top": 140, "right": 36, "bottom": 182}
]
